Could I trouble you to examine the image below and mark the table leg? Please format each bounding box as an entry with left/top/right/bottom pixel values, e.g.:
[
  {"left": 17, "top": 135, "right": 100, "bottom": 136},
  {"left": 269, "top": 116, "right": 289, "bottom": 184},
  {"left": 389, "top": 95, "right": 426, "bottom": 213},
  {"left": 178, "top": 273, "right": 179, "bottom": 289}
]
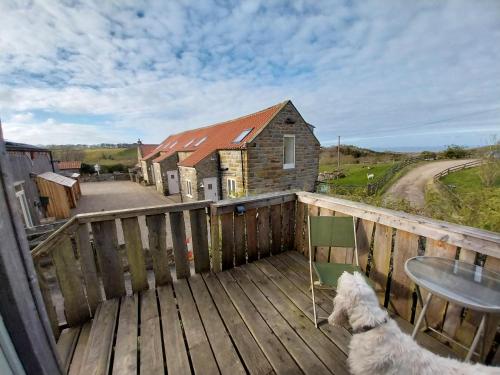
[
  {"left": 412, "top": 291, "right": 433, "bottom": 339},
  {"left": 466, "top": 313, "right": 486, "bottom": 362},
  {"left": 415, "top": 285, "right": 430, "bottom": 328}
]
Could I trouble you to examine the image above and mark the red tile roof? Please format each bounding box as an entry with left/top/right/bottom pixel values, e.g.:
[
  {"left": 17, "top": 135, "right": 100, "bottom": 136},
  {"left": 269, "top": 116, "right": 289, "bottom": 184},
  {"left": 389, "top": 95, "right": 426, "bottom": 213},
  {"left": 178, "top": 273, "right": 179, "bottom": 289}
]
[
  {"left": 140, "top": 144, "right": 160, "bottom": 157},
  {"left": 143, "top": 101, "right": 287, "bottom": 167},
  {"left": 57, "top": 161, "right": 82, "bottom": 170}
]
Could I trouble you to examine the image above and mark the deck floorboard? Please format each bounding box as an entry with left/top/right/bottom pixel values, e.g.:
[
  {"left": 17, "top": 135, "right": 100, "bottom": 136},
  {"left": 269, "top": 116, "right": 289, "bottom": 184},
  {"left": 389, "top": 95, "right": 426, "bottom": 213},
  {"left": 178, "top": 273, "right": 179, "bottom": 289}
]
[{"left": 58, "top": 251, "right": 459, "bottom": 375}]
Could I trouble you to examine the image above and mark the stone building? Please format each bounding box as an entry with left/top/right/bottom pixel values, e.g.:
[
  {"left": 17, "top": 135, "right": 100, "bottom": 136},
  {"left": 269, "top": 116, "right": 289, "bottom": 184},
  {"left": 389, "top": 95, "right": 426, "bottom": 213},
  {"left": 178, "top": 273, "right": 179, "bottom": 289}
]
[{"left": 141, "top": 100, "right": 320, "bottom": 201}]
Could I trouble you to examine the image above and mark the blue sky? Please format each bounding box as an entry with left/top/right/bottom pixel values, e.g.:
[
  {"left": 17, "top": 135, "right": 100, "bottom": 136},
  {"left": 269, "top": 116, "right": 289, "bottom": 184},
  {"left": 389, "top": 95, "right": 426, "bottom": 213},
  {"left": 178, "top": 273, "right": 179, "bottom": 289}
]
[{"left": 0, "top": 0, "right": 499, "bottom": 150}]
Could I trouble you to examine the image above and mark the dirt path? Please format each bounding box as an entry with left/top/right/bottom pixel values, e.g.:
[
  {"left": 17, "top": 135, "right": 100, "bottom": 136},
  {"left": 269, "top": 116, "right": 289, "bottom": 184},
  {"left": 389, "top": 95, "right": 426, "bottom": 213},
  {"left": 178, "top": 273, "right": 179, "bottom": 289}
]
[{"left": 383, "top": 159, "right": 478, "bottom": 208}]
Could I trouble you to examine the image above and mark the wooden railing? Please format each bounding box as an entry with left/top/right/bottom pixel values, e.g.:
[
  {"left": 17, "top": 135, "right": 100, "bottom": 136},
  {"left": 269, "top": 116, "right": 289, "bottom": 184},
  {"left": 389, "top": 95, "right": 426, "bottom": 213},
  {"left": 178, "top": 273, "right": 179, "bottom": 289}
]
[
  {"left": 433, "top": 159, "right": 483, "bottom": 181},
  {"left": 32, "top": 190, "right": 500, "bottom": 359},
  {"left": 296, "top": 191, "right": 500, "bottom": 359},
  {"left": 209, "top": 191, "right": 297, "bottom": 272},
  {"left": 31, "top": 200, "right": 212, "bottom": 338}
]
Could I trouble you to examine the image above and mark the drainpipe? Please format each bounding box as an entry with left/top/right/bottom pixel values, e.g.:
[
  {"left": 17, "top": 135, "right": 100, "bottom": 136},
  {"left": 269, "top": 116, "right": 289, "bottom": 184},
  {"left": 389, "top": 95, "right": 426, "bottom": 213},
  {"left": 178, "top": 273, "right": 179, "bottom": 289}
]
[
  {"left": 216, "top": 153, "right": 222, "bottom": 200},
  {"left": 240, "top": 149, "right": 247, "bottom": 197},
  {"left": 49, "top": 150, "right": 55, "bottom": 172}
]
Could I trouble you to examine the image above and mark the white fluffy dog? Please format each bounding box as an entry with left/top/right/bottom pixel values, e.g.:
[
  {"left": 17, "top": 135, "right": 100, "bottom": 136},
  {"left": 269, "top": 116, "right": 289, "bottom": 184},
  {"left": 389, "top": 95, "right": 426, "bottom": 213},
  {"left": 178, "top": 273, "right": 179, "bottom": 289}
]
[{"left": 328, "top": 272, "right": 499, "bottom": 375}]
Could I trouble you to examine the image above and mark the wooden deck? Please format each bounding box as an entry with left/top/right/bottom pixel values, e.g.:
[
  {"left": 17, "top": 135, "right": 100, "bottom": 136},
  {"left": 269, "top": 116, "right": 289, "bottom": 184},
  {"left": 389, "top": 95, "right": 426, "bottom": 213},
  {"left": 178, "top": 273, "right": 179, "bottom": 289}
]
[{"left": 57, "top": 252, "right": 455, "bottom": 375}]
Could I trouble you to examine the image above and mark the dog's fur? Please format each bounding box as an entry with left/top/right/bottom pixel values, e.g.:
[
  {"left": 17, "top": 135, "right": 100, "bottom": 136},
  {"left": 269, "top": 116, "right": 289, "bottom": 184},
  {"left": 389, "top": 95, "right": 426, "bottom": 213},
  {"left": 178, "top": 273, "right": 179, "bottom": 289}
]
[{"left": 328, "top": 272, "right": 499, "bottom": 375}]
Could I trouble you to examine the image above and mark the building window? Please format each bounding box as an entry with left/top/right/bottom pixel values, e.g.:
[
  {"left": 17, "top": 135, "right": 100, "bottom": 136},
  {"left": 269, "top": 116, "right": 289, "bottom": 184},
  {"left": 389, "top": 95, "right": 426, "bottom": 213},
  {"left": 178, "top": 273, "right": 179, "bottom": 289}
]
[
  {"left": 232, "top": 128, "right": 253, "bottom": 143},
  {"left": 194, "top": 136, "right": 207, "bottom": 146},
  {"left": 186, "top": 180, "right": 193, "bottom": 197},
  {"left": 283, "top": 135, "right": 295, "bottom": 169},
  {"left": 227, "top": 178, "right": 236, "bottom": 197}
]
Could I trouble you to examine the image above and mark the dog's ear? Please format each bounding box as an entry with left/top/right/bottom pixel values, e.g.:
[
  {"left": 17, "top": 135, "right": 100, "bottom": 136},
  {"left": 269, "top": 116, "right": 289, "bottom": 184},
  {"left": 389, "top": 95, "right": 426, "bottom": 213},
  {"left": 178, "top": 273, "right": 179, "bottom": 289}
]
[{"left": 328, "top": 294, "right": 349, "bottom": 327}]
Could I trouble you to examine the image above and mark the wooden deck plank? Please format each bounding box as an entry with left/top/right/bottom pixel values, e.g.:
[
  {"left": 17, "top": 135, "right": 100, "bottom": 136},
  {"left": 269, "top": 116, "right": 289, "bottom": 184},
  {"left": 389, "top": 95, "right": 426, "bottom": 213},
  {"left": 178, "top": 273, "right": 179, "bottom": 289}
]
[
  {"left": 232, "top": 265, "right": 344, "bottom": 375},
  {"left": 68, "top": 322, "right": 91, "bottom": 375},
  {"left": 56, "top": 326, "right": 81, "bottom": 373},
  {"left": 140, "top": 289, "right": 164, "bottom": 375},
  {"left": 241, "top": 263, "right": 349, "bottom": 375},
  {"left": 157, "top": 285, "right": 191, "bottom": 375},
  {"left": 217, "top": 271, "right": 302, "bottom": 374},
  {"left": 80, "top": 299, "right": 119, "bottom": 375},
  {"left": 254, "top": 255, "right": 351, "bottom": 354},
  {"left": 189, "top": 274, "right": 246, "bottom": 375},
  {"left": 174, "top": 279, "right": 219, "bottom": 375},
  {"left": 202, "top": 273, "right": 275, "bottom": 375},
  {"left": 282, "top": 251, "right": 458, "bottom": 359},
  {"left": 112, "top": 295, "right": 138, "bottom": 375}
]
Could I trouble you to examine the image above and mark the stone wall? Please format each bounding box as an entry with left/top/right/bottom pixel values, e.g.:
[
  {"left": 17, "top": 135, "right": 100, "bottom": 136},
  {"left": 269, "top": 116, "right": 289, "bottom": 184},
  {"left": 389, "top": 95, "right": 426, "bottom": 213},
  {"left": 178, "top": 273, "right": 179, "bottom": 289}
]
[
  {"left": 153, "top": 154, "right": 178, "bottom": 194},
  {"left": 179, "top": 166, "right": 198, "bottom": 201},
  {"left": 219, "top": 150, "right": 246, "bottom": 199},
  {"left": 246, "top": 101, "right": 320, "bottom": 194},
  {"left": 179, "top": 154, "right": 218, "bottom": 201},
  {"left": 178, "top": 151, "right": 193, "bottom": 162}
]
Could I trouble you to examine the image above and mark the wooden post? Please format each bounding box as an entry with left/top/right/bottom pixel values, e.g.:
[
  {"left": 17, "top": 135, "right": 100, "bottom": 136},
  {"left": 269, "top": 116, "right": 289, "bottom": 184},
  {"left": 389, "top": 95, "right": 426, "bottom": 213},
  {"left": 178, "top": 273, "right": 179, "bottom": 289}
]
[{"left": 0, "top": 125, "right": 63, "bottom": 374}]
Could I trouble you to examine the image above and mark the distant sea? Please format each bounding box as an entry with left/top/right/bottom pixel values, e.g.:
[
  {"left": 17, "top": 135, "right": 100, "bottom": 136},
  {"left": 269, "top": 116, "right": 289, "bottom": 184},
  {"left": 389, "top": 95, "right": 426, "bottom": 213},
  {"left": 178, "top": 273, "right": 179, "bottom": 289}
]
[{"left": 370, "top": 145, "right": 481, "bottom": 152}]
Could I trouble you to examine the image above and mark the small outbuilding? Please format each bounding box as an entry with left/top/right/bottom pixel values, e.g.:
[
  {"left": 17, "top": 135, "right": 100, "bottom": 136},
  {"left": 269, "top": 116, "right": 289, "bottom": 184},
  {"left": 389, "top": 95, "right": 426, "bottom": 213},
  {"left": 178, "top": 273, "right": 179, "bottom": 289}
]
[{"left": 36, "top": 172, "right": 82, "bottom": 219}]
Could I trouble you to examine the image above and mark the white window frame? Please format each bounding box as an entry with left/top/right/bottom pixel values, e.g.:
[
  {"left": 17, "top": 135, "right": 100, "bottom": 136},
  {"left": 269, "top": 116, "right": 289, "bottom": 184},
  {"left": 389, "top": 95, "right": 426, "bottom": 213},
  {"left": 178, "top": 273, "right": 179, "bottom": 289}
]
[
  {"left": 283, "top": 134, "right": 296, "bottom": 169},
  {"left": 194, "top": 136, "right": 207, "bottom": 146},
  {"left": 186, "top": 180, "right": 193, "bottom": 197},
  {"left": 227, "top": 178, "right": 237, "bottom": 197}
]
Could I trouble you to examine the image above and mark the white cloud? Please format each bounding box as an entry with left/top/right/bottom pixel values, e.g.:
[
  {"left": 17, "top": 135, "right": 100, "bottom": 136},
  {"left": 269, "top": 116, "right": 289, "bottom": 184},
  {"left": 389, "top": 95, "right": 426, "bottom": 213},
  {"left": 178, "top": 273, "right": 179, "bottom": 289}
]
[{"left": 0, "top": 0, "right": 498, "bottom": 147}]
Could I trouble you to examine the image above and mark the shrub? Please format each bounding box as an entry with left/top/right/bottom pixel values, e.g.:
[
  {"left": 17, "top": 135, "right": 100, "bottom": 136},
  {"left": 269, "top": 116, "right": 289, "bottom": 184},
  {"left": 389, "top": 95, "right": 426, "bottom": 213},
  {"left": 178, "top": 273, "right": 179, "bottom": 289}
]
[
  {"left": 420, "top": 151, "right": 437, "bottom": 160},
  {"left": 80, "top": 163, "right": 95, "bottom": 174},
  {"left": 101, "top": 163, "right": 127, "bottom": 173},
  {"left": 442, "top": 145, "right": 469, "bottom": 159}
]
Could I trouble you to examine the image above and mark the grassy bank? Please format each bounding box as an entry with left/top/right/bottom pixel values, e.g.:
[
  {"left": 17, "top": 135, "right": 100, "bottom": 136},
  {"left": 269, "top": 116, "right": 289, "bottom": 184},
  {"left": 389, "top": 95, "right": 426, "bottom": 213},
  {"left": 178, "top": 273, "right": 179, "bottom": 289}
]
[
  {"left": 319, "top": 162, "right": 395, "bottom": 186},
  {"left": 425, "top": 166, "right": 500, "bottom": 232}
]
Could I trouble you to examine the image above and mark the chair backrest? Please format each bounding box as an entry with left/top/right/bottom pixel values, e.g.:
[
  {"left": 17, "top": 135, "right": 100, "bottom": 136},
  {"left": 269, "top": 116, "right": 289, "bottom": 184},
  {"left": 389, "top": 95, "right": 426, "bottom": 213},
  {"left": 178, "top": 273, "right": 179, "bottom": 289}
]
[{"left": 309, "top": 216, "right": 356, "bottom": 248}]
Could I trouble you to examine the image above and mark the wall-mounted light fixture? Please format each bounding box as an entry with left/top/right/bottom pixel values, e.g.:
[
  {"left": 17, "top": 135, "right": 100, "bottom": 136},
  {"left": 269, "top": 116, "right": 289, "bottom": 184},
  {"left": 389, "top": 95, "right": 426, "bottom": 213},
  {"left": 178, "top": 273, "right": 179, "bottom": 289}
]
[{"left": 235, "top": 205, "right": 246, "bottom": 216}]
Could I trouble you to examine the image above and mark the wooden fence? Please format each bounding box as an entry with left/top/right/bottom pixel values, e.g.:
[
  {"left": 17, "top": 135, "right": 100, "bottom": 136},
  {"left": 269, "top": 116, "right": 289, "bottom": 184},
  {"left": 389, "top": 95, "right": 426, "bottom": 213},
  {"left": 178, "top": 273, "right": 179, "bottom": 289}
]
[
  {"left": 31, "top": 190, "right": 500, "bottom": 360},
  {"left": 367, "top": 157, "right": 421, "bottom": 195},
  {"left": 295, "top": 191, "right": 500, "bottom": 359},
  {"left": 433, "top": 159, "right": 483, "bottom": 181}
]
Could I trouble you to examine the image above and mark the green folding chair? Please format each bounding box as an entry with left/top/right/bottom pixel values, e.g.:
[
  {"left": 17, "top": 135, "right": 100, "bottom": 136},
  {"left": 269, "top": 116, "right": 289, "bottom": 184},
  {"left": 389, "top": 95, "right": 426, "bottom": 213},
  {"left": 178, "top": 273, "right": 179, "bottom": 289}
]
[{"left": 308, "top": 215, "right": 362, "bottom": 327}]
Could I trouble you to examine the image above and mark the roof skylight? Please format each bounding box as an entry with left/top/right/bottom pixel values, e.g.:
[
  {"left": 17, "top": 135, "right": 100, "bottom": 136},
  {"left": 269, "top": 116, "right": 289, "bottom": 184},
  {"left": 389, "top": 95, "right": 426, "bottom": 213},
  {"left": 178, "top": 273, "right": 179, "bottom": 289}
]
[
  {"left": 184, "top": 139, "right": 195, "bottom": 148},
  {"left": 233, "top": 128, "right": 253, "bottom": 143},
  {"left": 169, "top": 141, "right": 178, "bottom": 149},
  {"left": 194, "top": 136, "right": 207, "bottom": 146}
]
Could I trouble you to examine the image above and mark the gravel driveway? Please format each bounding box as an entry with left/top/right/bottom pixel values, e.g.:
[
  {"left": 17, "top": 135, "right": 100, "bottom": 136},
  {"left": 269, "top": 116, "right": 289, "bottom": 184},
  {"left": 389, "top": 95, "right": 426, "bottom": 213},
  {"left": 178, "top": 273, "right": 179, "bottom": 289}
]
[{"left": 384, "top": 159, "right": 478, "bottom": 208}]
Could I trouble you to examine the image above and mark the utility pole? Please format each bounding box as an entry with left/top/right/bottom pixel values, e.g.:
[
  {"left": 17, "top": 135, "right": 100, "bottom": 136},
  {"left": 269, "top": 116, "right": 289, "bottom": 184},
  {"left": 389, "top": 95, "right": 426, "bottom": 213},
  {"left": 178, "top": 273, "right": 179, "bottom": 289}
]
[{"left": 337, "top": 136, "right": 340, "bottom": 170}]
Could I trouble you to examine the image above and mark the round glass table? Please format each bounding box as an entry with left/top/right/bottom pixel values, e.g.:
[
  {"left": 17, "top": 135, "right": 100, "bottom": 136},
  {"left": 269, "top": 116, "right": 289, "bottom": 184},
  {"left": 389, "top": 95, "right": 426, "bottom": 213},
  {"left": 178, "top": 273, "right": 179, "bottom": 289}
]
[{"left": 405, "top": 256, "right": 500, "bottom": 361}]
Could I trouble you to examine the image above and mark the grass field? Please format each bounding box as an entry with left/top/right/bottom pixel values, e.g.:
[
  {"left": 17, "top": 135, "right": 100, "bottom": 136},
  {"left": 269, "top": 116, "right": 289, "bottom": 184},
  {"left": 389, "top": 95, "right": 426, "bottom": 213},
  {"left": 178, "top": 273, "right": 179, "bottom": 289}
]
[
  {"left": 426, "top": 165, "right": 500, "bottom": 232},
  {"left": 52, "top": 147, "right": 138, "bottom": 167},
  {"left": 319, "top": 162, "right": 395, "bottom": 186}
]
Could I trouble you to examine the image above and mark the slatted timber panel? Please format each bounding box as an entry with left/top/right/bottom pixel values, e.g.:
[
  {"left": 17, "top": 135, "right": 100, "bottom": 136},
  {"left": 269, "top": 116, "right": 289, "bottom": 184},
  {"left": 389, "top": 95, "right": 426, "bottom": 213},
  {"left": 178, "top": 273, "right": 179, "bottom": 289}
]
[
  {"left": 234, "top": 213, "right": 246, "bottom": 266},
  {"left": 189, "top": 208, "right": 210, "bottom": 273},
  {"left": 270, "top": 204, "right": 282, "bottom": 254},
  {"left": 169, "top": 211, "right": 190, "bottom": 279},
  {"left": 76, "top": 223, "right": 102, "bottom": 314},
  {"left": 145, "top": 214, "right": 172, "bottom": 285},
  {"left": 369, "top": 224, "right": 393, "bottom": 306},
  {"left": 245, "top": 208, "right": 258, "bottom": 262},
  {"left": 356, "top": 219, "right": 375, "bottom": 273},
  {"left": 121, "top": 217, "right": 149, "bottom": 293},
  {"left": 220, "top": 213, "right": 234, "bottom": 270},
  {"left": 91, "top": 220, "right": 126, "bottom": 299},
  {"left": 294, "top": 201, "right": 306, "bottom": 255},
  {"left": 282, "top": 200, "right": 295, "bottom": 251},
  {"left": 257, "top": 206, "right": 270, "bottom": 258},
  {"left": 390, "top": 230, "right": 419, "bottom": 321},
  {"left": 307, "top": 205, "right": 319, "bottom": 261},
  {"left": 51, "top": 235, "right": 90, "bottom": 325},
  {"left": 34, "top": 261, "right": 60, "bottom": 338}
]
